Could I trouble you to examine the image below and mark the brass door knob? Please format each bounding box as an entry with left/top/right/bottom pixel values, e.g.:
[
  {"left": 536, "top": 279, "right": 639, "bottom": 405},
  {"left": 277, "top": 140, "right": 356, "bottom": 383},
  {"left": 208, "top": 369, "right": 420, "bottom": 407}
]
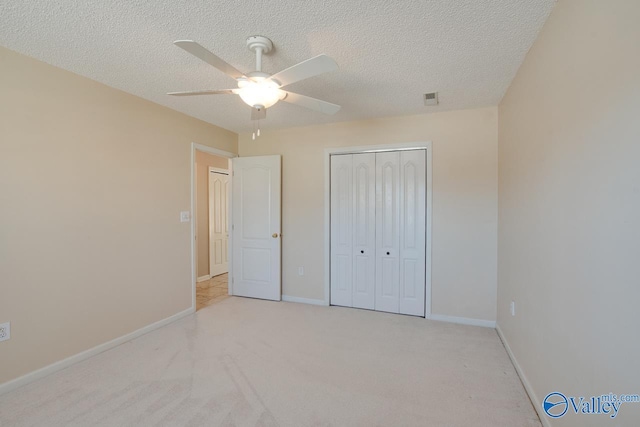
[{"left": 272, "top": 233, "right": 279, "bottom": 238}]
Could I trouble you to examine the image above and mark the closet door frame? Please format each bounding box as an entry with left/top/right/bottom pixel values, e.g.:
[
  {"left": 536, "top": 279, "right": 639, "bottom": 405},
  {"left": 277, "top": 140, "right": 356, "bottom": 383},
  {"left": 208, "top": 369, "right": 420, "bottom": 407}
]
[{"left": 324, "top": 142, "right": 432, "bottom": 318}]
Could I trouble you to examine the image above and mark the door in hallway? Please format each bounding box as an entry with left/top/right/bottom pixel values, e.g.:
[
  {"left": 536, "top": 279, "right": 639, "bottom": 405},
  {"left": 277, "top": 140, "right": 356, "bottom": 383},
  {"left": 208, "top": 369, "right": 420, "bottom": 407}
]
[{"left": 209, "top": 169, "right": 229, "bottom": 277}]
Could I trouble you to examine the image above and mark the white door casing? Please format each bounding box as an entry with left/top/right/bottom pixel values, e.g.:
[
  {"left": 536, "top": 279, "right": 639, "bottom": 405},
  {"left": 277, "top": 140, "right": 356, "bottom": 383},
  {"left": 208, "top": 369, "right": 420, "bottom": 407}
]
[
  {"left": 209, "top": 169, "right": 229, "bottom": 277},
  {"left": 231, "top": 155, "right": 281, "bottom": 301}
]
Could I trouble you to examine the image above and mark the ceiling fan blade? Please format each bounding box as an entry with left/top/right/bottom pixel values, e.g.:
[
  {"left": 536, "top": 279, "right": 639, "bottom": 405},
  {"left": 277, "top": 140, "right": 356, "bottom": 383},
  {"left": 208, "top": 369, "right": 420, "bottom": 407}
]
[
  {"left": 251, "top": 107, "right": 267, "bottom": 120},
  {"left": 282, "top": 92, "right": 341, "bottom": 115},
  {"left": 267, "top": 54, "right": 338, "bottom": 88},
  {"left": 167, "top": 89, "right": 239, "bottom": 96},
  {"left": 174, "top": 40, "right": 245, "bottom": 80}
]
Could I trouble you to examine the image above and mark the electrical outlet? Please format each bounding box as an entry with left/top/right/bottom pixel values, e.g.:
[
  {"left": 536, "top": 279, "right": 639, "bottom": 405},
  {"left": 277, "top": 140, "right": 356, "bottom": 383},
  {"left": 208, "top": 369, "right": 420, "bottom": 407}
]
[
  {"left": 298, "top": 266, "right": 304, "bottom": 276},
  {"left": 510, "top": 301, "right": 516, "bottom": 317},
  {"left": 0, "top": 322, "right": 10, "bottom": 342}
]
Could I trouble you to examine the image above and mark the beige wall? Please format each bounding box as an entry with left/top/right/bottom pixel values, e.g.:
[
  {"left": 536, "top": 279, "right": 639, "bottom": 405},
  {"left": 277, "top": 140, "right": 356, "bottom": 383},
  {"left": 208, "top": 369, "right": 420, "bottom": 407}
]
[
  {"left": 195, "top": 151, "right": 229, "bottom": 278},
  {"left": 498, "top": 1, "right": 640, "bottom": 426},
  {"left": 0, "top": 47, "right": 237, "bottom": 384},
  {"left": 239, "top": 107, "right": 498, "bottom": 321}
]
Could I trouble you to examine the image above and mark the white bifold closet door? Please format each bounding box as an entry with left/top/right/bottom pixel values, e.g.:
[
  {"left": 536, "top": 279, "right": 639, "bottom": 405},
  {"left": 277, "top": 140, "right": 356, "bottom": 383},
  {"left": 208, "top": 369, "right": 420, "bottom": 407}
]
[
  {"left": 330, "top": 150, "right": 426, "bottom": 317},
  {"left": 375, "top": 150, "right": 426, "bottom": 316},
  {"left": 330, "top": 153, "right": 376, "bottom": 309}
]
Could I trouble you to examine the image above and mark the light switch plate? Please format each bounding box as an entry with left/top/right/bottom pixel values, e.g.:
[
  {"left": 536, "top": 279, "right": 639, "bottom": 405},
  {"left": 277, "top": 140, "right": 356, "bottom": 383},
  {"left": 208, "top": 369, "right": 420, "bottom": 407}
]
[{"left": 180, "top": 211, "right": 190, "bottom": 223}]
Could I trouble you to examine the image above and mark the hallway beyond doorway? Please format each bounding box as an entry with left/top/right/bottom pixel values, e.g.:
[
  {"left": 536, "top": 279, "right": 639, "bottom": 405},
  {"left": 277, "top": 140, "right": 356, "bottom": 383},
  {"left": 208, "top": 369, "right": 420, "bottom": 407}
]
[{"left": 196, "top": 273, "right": 229, "bottom": 310}]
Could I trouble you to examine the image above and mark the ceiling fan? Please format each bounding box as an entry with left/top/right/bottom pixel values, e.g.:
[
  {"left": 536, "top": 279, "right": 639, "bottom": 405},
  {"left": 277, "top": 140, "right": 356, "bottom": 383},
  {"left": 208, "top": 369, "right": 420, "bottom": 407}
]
[{"left": 168, "top": 36, "right": 341, "bottom": 136}]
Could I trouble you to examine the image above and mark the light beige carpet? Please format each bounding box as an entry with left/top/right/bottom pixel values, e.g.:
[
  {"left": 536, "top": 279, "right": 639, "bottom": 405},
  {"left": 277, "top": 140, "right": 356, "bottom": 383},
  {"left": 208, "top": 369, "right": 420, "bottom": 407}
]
[{"left": 0, "top": 297, "right": 540, "bottom": 426}]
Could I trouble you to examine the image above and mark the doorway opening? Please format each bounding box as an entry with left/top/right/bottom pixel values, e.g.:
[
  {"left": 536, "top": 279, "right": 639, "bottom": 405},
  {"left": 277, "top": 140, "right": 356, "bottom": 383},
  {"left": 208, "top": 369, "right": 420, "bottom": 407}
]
[
  {"left": 196, "top": 166, "right": 230, "bottom": 308},
  {"left": 191, "top": 143, "right": 235, "bottom": 311},
  {"left": 190, "top": 145, "right": 283, "bottom": 311}
]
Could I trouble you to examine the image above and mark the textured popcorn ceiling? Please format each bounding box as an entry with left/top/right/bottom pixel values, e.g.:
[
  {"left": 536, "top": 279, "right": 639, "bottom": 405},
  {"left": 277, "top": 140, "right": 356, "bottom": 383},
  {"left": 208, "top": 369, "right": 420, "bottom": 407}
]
[{"left": 0, "top": 0, "right": 554, "bottom": 133}]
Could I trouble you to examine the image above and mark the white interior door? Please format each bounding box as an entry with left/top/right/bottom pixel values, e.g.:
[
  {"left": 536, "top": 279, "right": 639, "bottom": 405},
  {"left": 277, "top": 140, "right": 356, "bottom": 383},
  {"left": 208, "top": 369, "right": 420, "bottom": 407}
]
[
  {"left": 330, "top": 154, "right": 353, "bottom": 307},
  {"left": 330, "top": 153, "right": 376, "bottom": 309},
  {"left": 352, "top": 153, "right": 376, "bottom": 309},
  {"left": 398, "top": 150, "right": 426, "bottom": 316},
  {"left": 375, "top": 151, "right": 401, "bottom": 314},
  {"left": 231, "top": 155, "right": 281, "bottom": 301},
  {"left": 209, "top": 169, "right": 229, "bottom": 277}
]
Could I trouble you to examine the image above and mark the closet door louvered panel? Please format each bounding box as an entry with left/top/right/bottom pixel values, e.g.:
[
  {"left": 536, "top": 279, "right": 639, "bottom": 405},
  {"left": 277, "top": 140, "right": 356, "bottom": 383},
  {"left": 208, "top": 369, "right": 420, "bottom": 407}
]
[
  {"left": 352, "top": 153, "right": 376, "bottom": 310},
  {"left": 375, "top": 151, "right": 401, "bottom": 314},
  {"left": 330, "top": 154, "right": 353, "bottom": 307},
  {"left": 399, "top": 150, "right": 426, "bottom": 316}
]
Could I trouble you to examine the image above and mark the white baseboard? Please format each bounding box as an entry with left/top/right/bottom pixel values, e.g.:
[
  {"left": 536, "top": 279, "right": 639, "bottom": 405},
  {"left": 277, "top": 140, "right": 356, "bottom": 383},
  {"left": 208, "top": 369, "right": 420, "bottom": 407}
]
[
  {"left": 0, "top": 306, "right": 195, "bottom": 396},
  {"left": 196, "top": 275, "right": 210, "bottom": 282},
  {"left": 427, "top": 313, "right": 496, "bottom": 328},
  {"left": 496, "top": 324, "right": 550, "bottom": 427},
  {"left": 282, "top": 295, "right": 327, "bottom": 306}
]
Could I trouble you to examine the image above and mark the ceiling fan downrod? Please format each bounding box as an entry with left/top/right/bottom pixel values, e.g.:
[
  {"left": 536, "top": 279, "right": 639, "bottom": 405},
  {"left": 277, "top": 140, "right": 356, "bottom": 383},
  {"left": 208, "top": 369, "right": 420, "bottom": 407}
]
[{"left": 246, "top": 36, "right": 273, "bottom": 73}]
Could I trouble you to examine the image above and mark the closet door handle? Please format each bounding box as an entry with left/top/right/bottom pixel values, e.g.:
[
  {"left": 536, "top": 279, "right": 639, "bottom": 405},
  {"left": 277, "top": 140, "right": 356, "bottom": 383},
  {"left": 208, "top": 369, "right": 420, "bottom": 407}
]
[
  {"left": 360, "top": 250, "right": 364, "bottom": 254},
  {"left": 386, "top": 251, "right": 390, "bottom": 255}
]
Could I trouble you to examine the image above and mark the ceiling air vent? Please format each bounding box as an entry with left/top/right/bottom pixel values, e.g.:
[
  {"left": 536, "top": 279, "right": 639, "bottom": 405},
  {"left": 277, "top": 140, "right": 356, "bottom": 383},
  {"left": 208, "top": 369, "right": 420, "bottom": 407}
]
[{"left": 424, "top": 92, "right": 438, "bottom": 106}]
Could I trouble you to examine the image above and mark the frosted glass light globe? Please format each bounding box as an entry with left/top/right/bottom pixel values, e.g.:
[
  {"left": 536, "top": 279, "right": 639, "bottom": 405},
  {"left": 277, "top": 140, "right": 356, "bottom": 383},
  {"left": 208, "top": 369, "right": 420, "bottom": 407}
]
[{"left": 238, "top": 79, "right": 285, "bottom": 109}]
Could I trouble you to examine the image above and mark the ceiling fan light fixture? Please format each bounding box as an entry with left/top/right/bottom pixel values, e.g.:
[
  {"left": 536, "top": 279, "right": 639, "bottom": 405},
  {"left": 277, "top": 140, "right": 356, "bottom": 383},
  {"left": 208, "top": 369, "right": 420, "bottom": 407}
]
[
  {"left": 238, "top": 79, "right": 285, "bottom": 109},
  {"left": 169, "top": 39, "right": 341, "bottom": 120}
]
